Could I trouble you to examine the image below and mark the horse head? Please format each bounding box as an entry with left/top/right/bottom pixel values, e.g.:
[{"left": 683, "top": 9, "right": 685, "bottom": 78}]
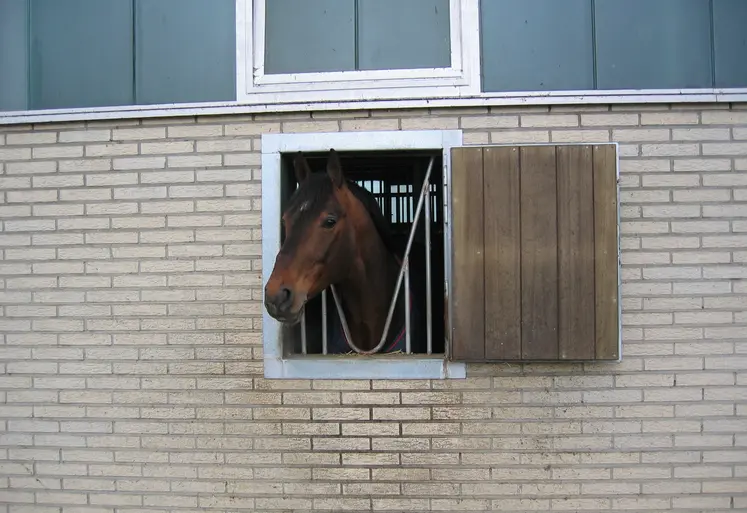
[{"left": 264, "top": 149, "right": 382, "bottom": 326}]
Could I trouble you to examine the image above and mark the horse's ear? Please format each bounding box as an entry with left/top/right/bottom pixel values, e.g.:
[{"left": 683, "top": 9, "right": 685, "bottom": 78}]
[
  {"left": 293, "top": 152, "right": 312, "bottom": 184},
  {"left": 327, "top": 148, "right": 344, "bottom": 188}
]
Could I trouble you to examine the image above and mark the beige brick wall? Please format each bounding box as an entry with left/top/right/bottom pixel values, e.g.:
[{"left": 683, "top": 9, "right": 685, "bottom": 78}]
[{"left": 1, "top": 103, "right": 746, "bottom": 512}]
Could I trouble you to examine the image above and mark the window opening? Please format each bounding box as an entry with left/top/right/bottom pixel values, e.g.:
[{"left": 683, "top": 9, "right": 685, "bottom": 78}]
[{"left": 278, "top": 150, "right": 446, "bottom": 357}]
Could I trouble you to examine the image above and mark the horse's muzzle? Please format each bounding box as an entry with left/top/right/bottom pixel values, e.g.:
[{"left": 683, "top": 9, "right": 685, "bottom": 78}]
[
  {"left": 265, "top": 305, "right": 303, "bottom": 325},
  {"left": 264, "top": 285, "right": 301, "bottom": 323}
]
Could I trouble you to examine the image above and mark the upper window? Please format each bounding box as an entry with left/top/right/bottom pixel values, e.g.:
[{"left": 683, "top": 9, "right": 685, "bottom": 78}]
[
  {"left": 239, "top": 0, "right": 480, "bottom": 104},
  {"left": 264, "top": 0, "right": 451, "bottom": 74}
]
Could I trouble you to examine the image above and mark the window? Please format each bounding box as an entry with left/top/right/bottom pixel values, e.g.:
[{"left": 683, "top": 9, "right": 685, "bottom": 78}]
[
  {"left": 264, "top": 0, "right": 451, "bottom": 74},
  {"left": 261, "top": 130, "right": 621, "bottom": 379},
  {"left": 238, "top": 0, "right": 481, "bottom": 104},
  {"left": 277, "top": 150, "right": 447, "bottom": 359},
  {"left": 261, "top": 130, "right": 467, "bottom": 380}
]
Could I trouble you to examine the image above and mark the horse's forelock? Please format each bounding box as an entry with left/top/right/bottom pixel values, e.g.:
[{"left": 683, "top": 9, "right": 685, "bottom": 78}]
[
  {"left": 285, "top": 173, "right": 333, "bottom": 221},
  {"left": 285, "top": 171, "right": 398, "bottom": 256}
]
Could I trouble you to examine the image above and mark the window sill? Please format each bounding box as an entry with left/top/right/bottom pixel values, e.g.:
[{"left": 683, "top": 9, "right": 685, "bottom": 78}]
[{"left": 264, "top": 355, "right": 466, "bottom": 380}]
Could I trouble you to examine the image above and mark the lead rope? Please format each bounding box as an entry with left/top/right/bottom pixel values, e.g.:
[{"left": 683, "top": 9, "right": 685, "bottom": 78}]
[{"left": 327, "top": 156, "right": 435, "bottom": 355}]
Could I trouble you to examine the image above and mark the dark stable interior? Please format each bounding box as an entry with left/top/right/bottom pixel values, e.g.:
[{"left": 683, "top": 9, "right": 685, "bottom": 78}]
[{"left": 278, "top": 150, "right": 446, "bottom": 356}]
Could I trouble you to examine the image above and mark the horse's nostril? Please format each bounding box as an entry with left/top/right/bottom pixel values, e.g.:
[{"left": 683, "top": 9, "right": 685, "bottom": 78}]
[
  {"left": 268, "top": 286, "right": 293, "bottom": 313},
  {"left": 265, "top": 285, "right": 294, "bottom": 315},
  {"left": 279, "top": 286, "right": 292, "bottom": 306}
]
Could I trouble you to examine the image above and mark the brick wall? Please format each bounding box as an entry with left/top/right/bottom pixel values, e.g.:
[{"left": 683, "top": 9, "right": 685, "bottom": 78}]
[{"left": 0, "top": 103, "right": 746, "bottom": 512}]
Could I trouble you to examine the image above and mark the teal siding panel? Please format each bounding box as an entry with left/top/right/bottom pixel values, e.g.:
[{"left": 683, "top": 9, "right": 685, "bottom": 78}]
[
  {"left": 594, "top": 0, "right": 713, "bottom": 90},
  {"left": 713, "top": 0, "right": 747, "bottom": 88},
  {"left": 358, "top": 0, "right": 450, "bottom": 71},
  {"left": 135, "top": 0, "right": 236, "bottom": 105},
  {"left": 29, "top": 0, "right": 134, "bottom": 109},
  {"left": 264, "top": 0, "right": 355, "bottom": 74},
  {"left": 0, "top": 0, "right": 29, "bottom": 111},
  {"left": 480, "top": 0, "right": 594, "bottom": 92}
]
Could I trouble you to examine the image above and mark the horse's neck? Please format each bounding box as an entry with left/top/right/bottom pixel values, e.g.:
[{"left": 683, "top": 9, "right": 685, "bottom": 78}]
[{"left": 336, "top": 234, "right": 400, "bottom": 351}]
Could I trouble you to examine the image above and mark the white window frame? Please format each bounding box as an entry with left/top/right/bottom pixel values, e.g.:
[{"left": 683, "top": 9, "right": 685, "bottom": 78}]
[
  {"left": 236, "top": 0, "right": 482, "bottom": 105},
  {"left": 261, "top": 129, "right": 467, "bottom": 380}
]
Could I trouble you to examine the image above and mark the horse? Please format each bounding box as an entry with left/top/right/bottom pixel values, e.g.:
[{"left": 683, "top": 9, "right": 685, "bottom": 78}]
[{"left": 264, "top": 149, "right": 428, "bottom": 355}]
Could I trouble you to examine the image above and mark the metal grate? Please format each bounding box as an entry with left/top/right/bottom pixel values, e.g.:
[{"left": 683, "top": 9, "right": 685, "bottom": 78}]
[{"left": 357, "top": 179, "right": 440, "bottom": 226}]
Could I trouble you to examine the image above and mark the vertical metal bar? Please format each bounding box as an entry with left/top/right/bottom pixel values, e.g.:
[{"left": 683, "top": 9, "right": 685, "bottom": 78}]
[
  {"left": 322, "top": 289, "right": 328, "bottom": 355},
  {"left": 398, "top": 187, "right": 403, "bottom": 223},
  {"left": 405, "top": 258, "right": 411, "bottom": 354},
  {"left": 301, "top": 310, "right": 307, "bottom": 355},
  {"left": 375, "top": 157, "right": 434, "bottom": 348},
  {"left": 425, "top": 174, "right": 432, "bottom": 355},
  {"left": 406, "top": 185, "right": 411, "bottom": 221}
]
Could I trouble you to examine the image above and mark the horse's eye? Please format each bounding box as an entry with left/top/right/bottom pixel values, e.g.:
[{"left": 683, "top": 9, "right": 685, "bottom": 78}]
[{"left": 322, "top": 216, "right": 337, "bottom": 229}]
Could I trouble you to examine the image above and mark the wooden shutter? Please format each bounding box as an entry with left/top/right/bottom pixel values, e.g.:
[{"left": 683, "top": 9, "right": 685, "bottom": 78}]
[{"left": 449, "top": 144, "right": 619, "bottom": 362}]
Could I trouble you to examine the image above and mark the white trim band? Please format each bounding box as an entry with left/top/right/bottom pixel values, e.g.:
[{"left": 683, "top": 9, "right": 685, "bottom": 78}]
[{"left": 2, "top": 90, "right": 746, "bottom": 126}]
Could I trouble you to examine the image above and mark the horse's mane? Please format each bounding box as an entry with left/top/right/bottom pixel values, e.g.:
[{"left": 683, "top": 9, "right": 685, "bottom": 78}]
[
  {"left": 287, "top": 173, "right": 399, "bottom": 257},
  {"left": 345, "top": 179, "right": 400, "bottom": 256}
]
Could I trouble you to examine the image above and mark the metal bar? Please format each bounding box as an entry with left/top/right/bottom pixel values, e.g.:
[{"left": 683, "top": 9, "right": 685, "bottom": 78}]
[
  {"left": 405, "top": 258, "right": 411, "bottom": 354},
  {"left": 375, "top": 156, "right": 434, "bottom": 349},
  {"left": 322, "top": 289, "right": 328, "bottom": 355},
  {"left": 425, "top": 174, "right": 432, "bottom": 355},
  {"left": 398, "top": 190, "right": 403, "bottom": 222},
  {"left": 301, "top": 310, "right": 307, "bottom": 355}
]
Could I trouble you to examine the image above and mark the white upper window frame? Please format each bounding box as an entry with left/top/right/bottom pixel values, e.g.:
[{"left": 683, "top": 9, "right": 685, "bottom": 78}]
[
  {"left": 236, "top": 0, "right": 482, "bottom": 105},
  {"left": 261, "top": 129, "right": 467, "bottom": 380}
]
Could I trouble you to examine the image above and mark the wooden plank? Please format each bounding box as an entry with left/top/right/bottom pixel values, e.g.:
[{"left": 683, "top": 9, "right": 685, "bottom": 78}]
[
  {"left": 593, "top": 144, "right": 620, "bottom": 360},
  {"left": 450, "top": 147, "right": 485, "bottom": 361},
  {"left": 483, "top": 146, "right": 521, "bottom": 360},
  {"left": 520, "top": 146, "right": 559, "bottom": 360},
  {"left": 557, "top": 145, "right": 596, "bottom": 360}
]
